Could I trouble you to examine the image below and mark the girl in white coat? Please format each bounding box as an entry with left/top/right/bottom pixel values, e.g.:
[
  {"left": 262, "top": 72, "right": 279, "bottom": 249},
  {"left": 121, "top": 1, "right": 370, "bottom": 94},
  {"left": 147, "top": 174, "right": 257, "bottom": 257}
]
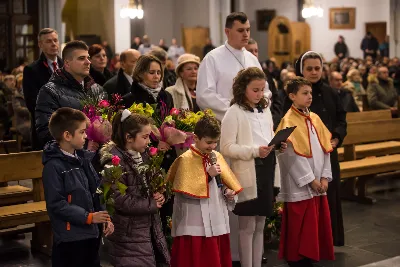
[{"left": 220, "top": 67, "right": 285, "bottom": 267}]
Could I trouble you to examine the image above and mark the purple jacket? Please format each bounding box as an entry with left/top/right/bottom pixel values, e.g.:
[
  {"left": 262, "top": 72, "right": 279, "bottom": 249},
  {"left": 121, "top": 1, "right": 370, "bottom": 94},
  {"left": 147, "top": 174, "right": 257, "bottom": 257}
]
[{"left": 101, "top": 142, "right": 170, "bottom": 267}]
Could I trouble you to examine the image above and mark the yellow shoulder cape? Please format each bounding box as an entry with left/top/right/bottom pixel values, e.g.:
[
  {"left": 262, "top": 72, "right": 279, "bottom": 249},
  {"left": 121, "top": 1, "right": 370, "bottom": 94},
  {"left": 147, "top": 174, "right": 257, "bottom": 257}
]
[
  {"left": 165, "top": 145, "right": 243, "bottom": 198},
  {"left": 276, "top": 106, "right": 333, "bottom": 158}
]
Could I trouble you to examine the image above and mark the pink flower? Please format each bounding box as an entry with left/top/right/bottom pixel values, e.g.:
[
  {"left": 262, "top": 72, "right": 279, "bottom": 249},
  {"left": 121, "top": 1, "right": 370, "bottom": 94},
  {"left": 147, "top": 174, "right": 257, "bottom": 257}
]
[
  {"left": 170, "top": 108, "right": 180, "bottom": 116},
  {"left": 267, "top": 223, "right": 273, "bottom": 229},
  {"left": 149, "top": 147, "right": 158, "bottom": 157},
  {"left": 99, "top": 100, "right": 110, "bottom": 108},
  {"left": 111, "top": 155, "right": 121, "bottom": 166},
  {"left": 277, "top": 207, "right": 283, "bottom": 215}
]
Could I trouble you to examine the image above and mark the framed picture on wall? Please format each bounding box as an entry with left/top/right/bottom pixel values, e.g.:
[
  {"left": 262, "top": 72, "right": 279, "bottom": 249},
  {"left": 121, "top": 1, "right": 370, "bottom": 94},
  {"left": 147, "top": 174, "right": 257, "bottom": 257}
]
[
  {"left": 256, "top": 9, "right": 276, "bottom": 31},
  {"left": 329, "top": 8, "right": 356, "bottom": 29}
]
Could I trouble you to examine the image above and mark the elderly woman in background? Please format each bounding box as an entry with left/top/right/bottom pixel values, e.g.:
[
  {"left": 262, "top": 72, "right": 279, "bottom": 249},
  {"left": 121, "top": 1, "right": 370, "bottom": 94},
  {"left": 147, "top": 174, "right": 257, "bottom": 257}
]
[
  {"left": 166, "top": 53, "right": 200, "bottom": 112},
  {"left": 88, "top": 44, "right": 113, "bottom": 86},
  {"left": 343, "top": 69, "right": 366, "bottom": 111}
]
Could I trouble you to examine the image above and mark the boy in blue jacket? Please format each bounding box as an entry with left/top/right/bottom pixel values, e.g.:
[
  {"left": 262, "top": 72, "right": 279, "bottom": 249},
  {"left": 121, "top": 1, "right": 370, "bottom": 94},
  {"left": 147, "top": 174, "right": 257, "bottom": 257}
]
[{"left": 42, "top": 107, "right": 114, "bottom": 267}]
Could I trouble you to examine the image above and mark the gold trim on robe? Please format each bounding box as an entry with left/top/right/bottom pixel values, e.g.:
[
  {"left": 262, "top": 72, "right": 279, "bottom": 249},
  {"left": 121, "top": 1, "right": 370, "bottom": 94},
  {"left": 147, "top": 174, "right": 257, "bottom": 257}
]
[
  {"left": 276, "top": 106, "right": 333, "bottom": 158},
  {"left": 165, "top": 145, "right": 243, "bottom": 198}
]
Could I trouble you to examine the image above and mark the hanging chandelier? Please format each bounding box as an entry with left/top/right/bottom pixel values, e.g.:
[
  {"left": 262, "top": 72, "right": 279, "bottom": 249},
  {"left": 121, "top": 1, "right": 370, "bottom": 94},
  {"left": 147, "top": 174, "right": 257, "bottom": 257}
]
[
  {"left": 302, "top": 0, "right": 323, "bottom": 19},
  {"left": 120, "top": 0, "right": 144, "bottom": 19}
]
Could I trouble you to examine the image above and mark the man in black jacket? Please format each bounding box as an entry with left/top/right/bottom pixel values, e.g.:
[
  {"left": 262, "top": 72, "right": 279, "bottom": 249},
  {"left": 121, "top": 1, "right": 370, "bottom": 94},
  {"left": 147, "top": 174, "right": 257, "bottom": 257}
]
[
  {"left": 360, "top": 32, "right": 379, "bottom": 60},
  {"left": 35, "top": 40, "right": 105, "bottom": 148},
  {"left": 103, "top": 49, "right": 140, "bottom": 99},
  {"left": 23, "top": 28, "right": 63, "bottom": 150}
]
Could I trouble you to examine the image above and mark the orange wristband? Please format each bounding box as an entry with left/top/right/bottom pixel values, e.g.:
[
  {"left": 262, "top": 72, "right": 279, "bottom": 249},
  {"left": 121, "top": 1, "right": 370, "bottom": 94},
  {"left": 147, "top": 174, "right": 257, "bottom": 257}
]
[{"left": 86, "top": 213, "right": 93, "bottom": 224}]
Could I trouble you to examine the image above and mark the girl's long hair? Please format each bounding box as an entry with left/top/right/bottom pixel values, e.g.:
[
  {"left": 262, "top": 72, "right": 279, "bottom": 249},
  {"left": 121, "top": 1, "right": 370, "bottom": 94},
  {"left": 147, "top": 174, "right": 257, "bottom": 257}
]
[{"left": 230, "top": 67, "right": 269, "bottom": 111}]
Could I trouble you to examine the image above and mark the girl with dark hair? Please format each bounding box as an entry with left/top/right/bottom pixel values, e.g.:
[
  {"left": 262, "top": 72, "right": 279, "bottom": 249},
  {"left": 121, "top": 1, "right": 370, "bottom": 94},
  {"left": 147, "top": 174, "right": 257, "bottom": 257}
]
[
  {"left": 100, "top": 109, "right": 170, "bottom": 267},
  {"left": 122, "top": 54, "right": 176, "bottom": 237},
  {"left": 283, "top": 51, "right": 347, "bottom": 247}
]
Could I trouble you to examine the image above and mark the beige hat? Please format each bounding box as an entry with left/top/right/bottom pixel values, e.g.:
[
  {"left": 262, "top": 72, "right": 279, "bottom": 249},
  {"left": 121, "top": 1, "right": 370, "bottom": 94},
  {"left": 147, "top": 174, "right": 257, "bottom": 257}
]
[{"left": 175, "top": 53, "right": 200, "bottom": 75}]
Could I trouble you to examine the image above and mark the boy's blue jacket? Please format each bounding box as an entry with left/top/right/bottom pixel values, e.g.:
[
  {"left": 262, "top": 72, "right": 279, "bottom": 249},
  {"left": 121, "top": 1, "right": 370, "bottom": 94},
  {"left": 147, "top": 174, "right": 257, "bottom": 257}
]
[{"left": 42, "top": 141, "right": 101, "bottom": 245}]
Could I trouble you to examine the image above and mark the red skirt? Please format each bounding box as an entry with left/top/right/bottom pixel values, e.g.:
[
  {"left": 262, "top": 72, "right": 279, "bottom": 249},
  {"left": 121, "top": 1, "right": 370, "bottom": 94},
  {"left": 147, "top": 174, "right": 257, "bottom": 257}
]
[
  {"left": 171, "top": 234, "right": 232, "bottom": 267},
  {"left": 278, "top": 196, "right": 335, "bottom": 262}
]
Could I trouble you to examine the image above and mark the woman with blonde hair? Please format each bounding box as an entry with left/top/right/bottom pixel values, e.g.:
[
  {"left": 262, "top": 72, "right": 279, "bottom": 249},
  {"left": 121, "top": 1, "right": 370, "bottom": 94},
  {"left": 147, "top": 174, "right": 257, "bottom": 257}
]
[{"left": 343, "top": 69, "right": 366, "bottom": 110}]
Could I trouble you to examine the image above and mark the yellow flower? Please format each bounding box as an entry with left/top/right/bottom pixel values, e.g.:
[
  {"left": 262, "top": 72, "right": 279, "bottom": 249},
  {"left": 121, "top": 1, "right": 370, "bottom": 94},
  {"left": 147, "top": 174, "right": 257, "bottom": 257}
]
[
  {"left": 164, "top": 115, "right": 174, "bottom": 124},
  {"left": 144, "top": 103, "right": 154, "bottom": 117}
]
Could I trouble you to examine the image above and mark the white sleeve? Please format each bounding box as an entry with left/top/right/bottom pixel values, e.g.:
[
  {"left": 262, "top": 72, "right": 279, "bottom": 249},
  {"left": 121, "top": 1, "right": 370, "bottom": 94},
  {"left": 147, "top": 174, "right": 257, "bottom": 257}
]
[
  {"left": 322, "top": 153, "right": 333, "bottom": 182},
  {"left": 196, "top": 56, "right": 230, "bottom": 121},
  {"left": 220, "top": 108, "right": 259, "bottom": 161},
  {"left": 277, "top": 144, "right": 315, "bottom": 187}
]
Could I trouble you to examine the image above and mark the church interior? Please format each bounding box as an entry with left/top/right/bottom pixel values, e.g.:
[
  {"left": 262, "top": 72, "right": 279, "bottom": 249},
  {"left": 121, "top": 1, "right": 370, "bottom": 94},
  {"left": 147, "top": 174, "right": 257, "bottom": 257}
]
[{"left": 0, "top": 0, "right": 400, "bottom": 266}]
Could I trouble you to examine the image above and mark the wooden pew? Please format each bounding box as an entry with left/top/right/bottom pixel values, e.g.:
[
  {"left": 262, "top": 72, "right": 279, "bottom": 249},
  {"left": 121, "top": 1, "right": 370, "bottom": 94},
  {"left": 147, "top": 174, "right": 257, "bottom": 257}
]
[
  {"left": 338, "top": 110, "right": 399, "bottom": 161},
  {"left": 0, "top": 140, "right": 32, "bottom": 205},
  {"left": 339, "top": 118, "right": 400, "bottom": 204},
  {"left": 0, "top": 140, "right": 19, "bottom": 154},
  {"left": 346, "top": 109, "right": 392, "bottom": 123},
  {"left": 0, "top": 151, "right": 52, "bottom": 255}
]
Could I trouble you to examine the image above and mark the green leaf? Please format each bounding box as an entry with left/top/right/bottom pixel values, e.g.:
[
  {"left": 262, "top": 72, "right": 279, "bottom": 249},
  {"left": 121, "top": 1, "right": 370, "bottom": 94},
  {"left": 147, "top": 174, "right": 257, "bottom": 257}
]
[
  {"left": 103, "top": 183, "right": 111, "bottom": 199},
  {"left": 117, "top": 182, "right": 128, "bottom": 195},
  {"left": 106, "top": 203, "right": 115, "bottom": 216}
]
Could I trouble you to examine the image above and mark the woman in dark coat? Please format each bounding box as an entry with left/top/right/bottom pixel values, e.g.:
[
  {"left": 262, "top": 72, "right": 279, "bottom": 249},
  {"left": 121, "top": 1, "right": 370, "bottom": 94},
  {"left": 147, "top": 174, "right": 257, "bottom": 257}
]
[
  {"left": 122, "top": 55, "right": 177, "bottom": 235},
  {"left": 282, "top": 51, "right": 347, "bottom": 246},
  {"left": 88, "top": 44, "right": 114, "bottom": 86}
]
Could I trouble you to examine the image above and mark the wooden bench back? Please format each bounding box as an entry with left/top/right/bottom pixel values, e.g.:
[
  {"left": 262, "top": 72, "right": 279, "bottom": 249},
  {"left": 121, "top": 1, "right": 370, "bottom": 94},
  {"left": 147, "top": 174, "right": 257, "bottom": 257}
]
[
  {"left": 342, "top": 119, "right": 400, "bottom": 161},
  {"left": 0, "top": 151, "right": 44, "bottom": 201},
  {"left": 0, "top": 151, "right": 43, "bottom": 183},
  {"left": 343, "top": 119, "right": 400, "bottom": 146},
  {"left": 0, "top": 140, "right": 19, "bottom": 154},
  {"left": 346, "top": 110, "right": 392, "bottom": 123}
]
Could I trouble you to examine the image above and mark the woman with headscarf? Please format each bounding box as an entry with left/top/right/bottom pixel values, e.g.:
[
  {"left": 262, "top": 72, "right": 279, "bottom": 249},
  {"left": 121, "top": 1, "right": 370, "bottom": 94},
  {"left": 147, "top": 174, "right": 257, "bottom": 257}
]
[{"left": 281, "top": 51, "right": 347, "bottom": 247}]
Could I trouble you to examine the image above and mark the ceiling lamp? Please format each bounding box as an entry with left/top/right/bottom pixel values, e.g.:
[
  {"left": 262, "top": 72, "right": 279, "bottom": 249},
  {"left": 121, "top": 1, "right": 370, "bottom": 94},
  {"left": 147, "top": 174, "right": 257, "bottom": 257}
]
[
  {"left": 120, "top": 0, "right": 144, "bottom": 19},
  {"left": 302, "top": 0, "right": 323, "bottom": 19}
]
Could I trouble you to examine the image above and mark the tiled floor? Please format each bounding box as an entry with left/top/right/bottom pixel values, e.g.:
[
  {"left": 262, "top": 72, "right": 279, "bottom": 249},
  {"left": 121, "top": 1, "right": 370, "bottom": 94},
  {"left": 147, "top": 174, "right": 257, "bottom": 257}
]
[{"left": 1, "top": 190, "right": 400, "bottom": 267}]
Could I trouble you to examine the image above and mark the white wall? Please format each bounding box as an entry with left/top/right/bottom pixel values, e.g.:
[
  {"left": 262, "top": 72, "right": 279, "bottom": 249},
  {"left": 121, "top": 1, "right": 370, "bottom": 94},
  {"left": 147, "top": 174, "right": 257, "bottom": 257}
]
[
  {"left": 241, "top": 0, "right": 298, "bottom": 60},
  {"left": 305, "top": 0, "right": 390, "bottom": 60},
  {"left": 143, "top": 0, "right": 175, "bottom": 46},
  {"left": 242, "top": 0, "right": 390, "bottom": 60},
  {"left": 173, "top": 0, "right": 210, "bottom": 44},
  {"left": 114, "top": 0, "right": 130, "bottom": 53}
]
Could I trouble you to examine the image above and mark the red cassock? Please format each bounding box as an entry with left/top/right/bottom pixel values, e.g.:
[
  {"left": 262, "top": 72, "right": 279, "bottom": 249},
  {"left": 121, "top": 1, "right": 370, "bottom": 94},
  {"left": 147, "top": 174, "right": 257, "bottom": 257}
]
[
  {"left": 278, "top": 196, "right": 335, "bottom": 262},
  {"left": 171, "top": 234, "right": 232, "bottom": 267}
]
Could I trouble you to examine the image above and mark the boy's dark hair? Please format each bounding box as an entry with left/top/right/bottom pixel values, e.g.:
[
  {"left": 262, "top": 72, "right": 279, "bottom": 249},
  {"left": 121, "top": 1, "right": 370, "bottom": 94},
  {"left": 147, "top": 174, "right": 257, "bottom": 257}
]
[
  {"left": 286, "top": 77, "right": 312, "bottom": 95},
  {"left": 194, "top": 115, "right": 221, "bottom": 139},
  {"left": 111, "top": 110, "right": 151, "bottom": 149},
  {"left": 62, "top": 40, "right": 89, "bottom": 60},
  {"left": 49, "top": 107, "right": 88, "bottom": 142},
  {"left": 230, "top": 67, "right": 269, "bottom": 111},
  {"left": 225, "top": 12, "right": 248, "bottom": 28}
]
